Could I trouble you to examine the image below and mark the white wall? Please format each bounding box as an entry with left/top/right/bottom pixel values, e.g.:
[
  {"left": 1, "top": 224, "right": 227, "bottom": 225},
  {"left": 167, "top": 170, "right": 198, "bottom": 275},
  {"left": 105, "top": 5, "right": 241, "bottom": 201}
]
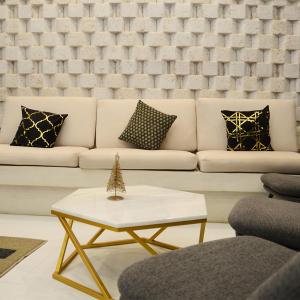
[{"left": 0, "top": 0, "right": 300, "bottom": 123}]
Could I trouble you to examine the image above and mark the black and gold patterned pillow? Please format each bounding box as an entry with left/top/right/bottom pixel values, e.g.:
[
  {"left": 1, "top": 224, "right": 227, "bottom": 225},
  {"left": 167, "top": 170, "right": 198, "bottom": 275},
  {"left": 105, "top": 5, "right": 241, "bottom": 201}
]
[
  {"left": 11, "top": 106, "right": 68, "bottom": 148},
  {"left": 119, "top": 100, "right": 177, "bottom": 150},
  {"left": 221, "top": 105, "right": 273, "bottom": 151}
]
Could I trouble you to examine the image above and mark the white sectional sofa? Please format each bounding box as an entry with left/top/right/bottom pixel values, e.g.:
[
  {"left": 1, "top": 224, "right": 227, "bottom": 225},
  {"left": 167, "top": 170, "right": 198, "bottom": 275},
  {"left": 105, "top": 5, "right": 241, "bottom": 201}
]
[{"left": 0, "top": 97, "right": 299, "bottom": 222}]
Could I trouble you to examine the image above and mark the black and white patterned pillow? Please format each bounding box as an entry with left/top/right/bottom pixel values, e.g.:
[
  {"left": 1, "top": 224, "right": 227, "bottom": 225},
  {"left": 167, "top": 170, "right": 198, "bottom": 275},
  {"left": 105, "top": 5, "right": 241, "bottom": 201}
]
[
  {"left": 119, "top": 100, "right": 177, "bottom": 150},
  {"left": 11, "top": 106, "right": 67, "bottom": 148}
]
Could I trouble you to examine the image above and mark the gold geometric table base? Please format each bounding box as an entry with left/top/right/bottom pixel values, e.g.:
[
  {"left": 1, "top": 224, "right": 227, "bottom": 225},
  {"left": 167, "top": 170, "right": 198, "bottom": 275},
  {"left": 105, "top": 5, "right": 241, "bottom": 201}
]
[{"left": 52, "top": 211, "right": 207, "bottom": 300}]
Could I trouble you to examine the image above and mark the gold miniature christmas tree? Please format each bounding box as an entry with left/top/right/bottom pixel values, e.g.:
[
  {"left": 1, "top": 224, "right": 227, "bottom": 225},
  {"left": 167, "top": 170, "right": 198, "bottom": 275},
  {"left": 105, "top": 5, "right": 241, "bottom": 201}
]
[{"left": 106, "top": 153, "right": 126, "bottom": 200}]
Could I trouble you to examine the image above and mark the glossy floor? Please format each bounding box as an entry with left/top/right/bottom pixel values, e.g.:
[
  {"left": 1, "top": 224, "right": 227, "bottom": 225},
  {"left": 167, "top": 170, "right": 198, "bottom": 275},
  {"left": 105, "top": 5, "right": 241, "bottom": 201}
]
[{"left": 0, "top": 214, "right": 235, "bottom": 300}]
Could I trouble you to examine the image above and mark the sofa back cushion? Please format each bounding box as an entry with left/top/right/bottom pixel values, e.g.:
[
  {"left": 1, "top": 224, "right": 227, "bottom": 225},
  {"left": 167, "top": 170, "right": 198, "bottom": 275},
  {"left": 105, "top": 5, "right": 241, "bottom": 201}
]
[
  {"left": 96, "top": 99, "right": 197, "bottom": 151},
  {"left": 197, "top": 98, "right": 298, "bottom": 151},
  {"left": 0, "top": 97, "right": 97, "bottom": 148}
]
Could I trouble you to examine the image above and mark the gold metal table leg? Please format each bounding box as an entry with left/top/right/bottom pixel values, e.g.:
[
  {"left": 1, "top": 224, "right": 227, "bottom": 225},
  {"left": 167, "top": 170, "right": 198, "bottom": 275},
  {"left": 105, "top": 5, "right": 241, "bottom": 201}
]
[
  {"left": 56, "top": 216, "right": 112, "bottom": 299},
  {"left": 52, "top": 273, "right": 107, "bottom": 300},
  {"left": 146, "top": 239, "right": 179, "bottom": 250},
  {"left": 55, "top": 219, "right": 74, "bottom": 273},
  {"left": 149, "top": 227, "right": 167, "bottom": 241},
  {"left": 52, "top": 212, "right": 207, "bottom": 299},
  {"left": 86, "top": 228, "right": 106, "bottom": 246},
  {"left": 59, "top": 249, "right": 78, "bottom": 273},
  {"left": 126, "top": 230, "right": 158, "bottom": 255},
  {"left": 59, "top": 229, "right": 106, "bottom": 273},
  {"left": 199, "top": 221, "right": 206, "bottom": 243}
]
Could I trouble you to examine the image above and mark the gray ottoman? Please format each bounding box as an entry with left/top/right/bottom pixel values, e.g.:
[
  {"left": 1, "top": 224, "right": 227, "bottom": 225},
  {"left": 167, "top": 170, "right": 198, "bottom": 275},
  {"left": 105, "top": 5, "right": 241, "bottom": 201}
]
[
  {"left": 118, "top": 236, "right": 296, "bottom": 300},
  {"left": 261, "top": 173, "right": 300, "bottom": 202},
  {"left": 228, "top": 197, "right": 300, "bottom": 250}
]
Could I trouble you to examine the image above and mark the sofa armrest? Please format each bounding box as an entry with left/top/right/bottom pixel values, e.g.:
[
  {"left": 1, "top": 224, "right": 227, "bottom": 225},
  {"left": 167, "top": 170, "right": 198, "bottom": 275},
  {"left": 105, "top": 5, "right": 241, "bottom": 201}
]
[
  {"left": 228, "top": 197, "right": 300, "bottom": 250},
  {"left": 247, "top": 253, "right": 300, "bottom": 300},
  {"left": 261, "top": 173, "right": 300, "bottom": 202}
]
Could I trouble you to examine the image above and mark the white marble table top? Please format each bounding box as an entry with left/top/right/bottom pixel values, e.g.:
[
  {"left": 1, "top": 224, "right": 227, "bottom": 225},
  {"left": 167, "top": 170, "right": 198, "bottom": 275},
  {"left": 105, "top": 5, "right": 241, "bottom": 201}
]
[{"left": 52, "top": 186, "right": 207, "bottom": 229}]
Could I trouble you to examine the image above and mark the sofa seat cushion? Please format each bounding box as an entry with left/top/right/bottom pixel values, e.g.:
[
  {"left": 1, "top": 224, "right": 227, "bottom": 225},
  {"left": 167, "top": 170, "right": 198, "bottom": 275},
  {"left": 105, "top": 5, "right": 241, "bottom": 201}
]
[
  {"left": 197, "top": 150, "right": 300, "bottom": 173},
  {"left": 79, "top": 148, "right": 197, "bottom": 170},
  {"left": 118, "top": 236, "right": 295, "bottom": 300},
  {"left": 0, "top": 144, "right": 87, "bottom": 167}
]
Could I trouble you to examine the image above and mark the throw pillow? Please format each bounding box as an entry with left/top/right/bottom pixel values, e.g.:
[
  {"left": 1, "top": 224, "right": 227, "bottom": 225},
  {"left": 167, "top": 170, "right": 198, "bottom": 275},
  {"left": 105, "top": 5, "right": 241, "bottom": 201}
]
[
  {"left": 11, "top": 106, "right": 68, "bottom": 148},
  {"left": 221, "top": 105, "right": 273, "bottom": 151},
  {"left": 119, "top": 100, "right": 177, "bottom": 150}
]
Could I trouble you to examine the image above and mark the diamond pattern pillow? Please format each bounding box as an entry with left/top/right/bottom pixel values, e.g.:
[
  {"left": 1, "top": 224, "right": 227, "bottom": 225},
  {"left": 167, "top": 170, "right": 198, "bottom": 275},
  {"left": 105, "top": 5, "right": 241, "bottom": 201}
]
[
  {"left": 11, "top": 106, "right": 68, "bottom": 148},
  {"left": 221, "top": 105, "right": 273, "bottom": 151},
  {"left": 119, "top": 100, "right": 177, "bottom": 150}
]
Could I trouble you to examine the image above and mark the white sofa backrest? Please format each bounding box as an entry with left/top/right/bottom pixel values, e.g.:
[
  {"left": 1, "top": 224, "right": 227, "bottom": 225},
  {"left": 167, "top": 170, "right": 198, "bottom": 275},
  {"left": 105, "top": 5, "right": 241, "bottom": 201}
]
[
  {"left": 0, "top": 97, "right": 97, "bottom": 148},
  {"left": 196, "top": 98, "right": 298, "bottom": 152},
  {"left": 96, "top": 99, "right": 197, "bottom": 151}
]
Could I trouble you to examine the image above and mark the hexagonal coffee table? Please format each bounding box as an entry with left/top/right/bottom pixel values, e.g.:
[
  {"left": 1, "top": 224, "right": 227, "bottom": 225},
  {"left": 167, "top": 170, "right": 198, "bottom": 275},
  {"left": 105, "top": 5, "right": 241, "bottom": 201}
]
[{"left": 52, "top": 186, "right": 207, "bottom": 300}]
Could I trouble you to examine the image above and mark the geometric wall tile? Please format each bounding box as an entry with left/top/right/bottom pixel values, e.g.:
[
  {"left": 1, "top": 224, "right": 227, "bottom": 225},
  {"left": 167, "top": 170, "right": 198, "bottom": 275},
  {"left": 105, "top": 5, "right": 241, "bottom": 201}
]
[{"left": 0, "top": 0, "right": 299, "bottom": 105}]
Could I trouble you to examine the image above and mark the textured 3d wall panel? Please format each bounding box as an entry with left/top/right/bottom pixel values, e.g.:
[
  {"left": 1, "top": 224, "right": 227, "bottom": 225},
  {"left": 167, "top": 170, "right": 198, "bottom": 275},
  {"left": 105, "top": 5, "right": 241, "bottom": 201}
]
[{"left": 0, "top": 0, "right": 300, "bottom": 107}]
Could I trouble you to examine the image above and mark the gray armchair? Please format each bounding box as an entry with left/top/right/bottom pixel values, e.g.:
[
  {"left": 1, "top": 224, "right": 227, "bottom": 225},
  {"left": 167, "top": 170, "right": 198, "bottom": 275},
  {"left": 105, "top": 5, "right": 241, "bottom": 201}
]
[
  {"left": 118, "top": 189, "right": 300, "bottom": 300},
  {"left": 118, "top": 236, "right": 300, "bottom": 300}
]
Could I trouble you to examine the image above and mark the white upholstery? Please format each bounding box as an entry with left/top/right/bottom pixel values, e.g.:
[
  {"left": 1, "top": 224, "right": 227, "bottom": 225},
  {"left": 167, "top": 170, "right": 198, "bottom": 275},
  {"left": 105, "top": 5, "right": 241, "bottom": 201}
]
[
  {"left": 0, "top": 144, "right": 87, "bottom": 167},
  {"left": 79, "top": 148, "right": 197, "bottom": 170},
  {"left": 196, "top": 98, "right": 298, "bottom": 152},
  {"left": 0, "top": 97, "right": 97, "bottom": 148},
  {"left": 197, "top": 150, "right": 300, "bottom": 174},
  {"left": 96, "top": 99, "right": 197, "bottom": 151}
]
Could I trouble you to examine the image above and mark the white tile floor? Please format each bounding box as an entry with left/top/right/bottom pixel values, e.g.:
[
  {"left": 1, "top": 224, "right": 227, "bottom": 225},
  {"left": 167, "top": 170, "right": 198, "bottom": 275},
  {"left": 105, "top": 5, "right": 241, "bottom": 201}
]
[{"left": 0, "top": 214, "right": 235, "bottom": 300}]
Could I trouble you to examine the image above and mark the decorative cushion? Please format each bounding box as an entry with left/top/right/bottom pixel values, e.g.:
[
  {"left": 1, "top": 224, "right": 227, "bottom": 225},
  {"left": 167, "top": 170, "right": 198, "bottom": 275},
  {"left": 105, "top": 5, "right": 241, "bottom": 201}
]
[
  {"left": 221, "top": 106, "right": 273, "bottom": 151},
  {"left": 119, "top": 100, "right": 177, "bottom": 150},
  {"left": 11, "top": 106, "right": 67, "bottom": 148}
]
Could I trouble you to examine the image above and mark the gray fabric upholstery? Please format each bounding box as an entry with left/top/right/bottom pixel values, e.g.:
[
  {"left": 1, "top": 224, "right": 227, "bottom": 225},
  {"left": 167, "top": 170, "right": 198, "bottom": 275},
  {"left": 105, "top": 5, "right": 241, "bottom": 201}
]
[
  {"left": 261, "top": 173, "right": 300, "bottom": 202},
  {"left": 118, "top": 236, "right": 295, "bottom": 300},
  {"left": 228, "top": 197, "right": 300, "bottom": 250},
  {"left": 247, "top": 253, "right": 300, "bottom": 300},
  {"left": 262, "top": 185, "right": 300, "bottom": 203}
]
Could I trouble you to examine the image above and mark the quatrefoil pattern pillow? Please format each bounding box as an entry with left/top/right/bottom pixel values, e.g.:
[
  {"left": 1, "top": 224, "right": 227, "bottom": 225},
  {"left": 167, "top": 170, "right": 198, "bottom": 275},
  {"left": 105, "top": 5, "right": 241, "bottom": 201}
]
[
  {"left": 221, "top": 105, "right": 273, "bottom": 151},
  {"left": 119, "top": 100, "right": 177, "bottom": 150},
  {"left": 11, "top": 106, "right": 68, "bottom": 148}
]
